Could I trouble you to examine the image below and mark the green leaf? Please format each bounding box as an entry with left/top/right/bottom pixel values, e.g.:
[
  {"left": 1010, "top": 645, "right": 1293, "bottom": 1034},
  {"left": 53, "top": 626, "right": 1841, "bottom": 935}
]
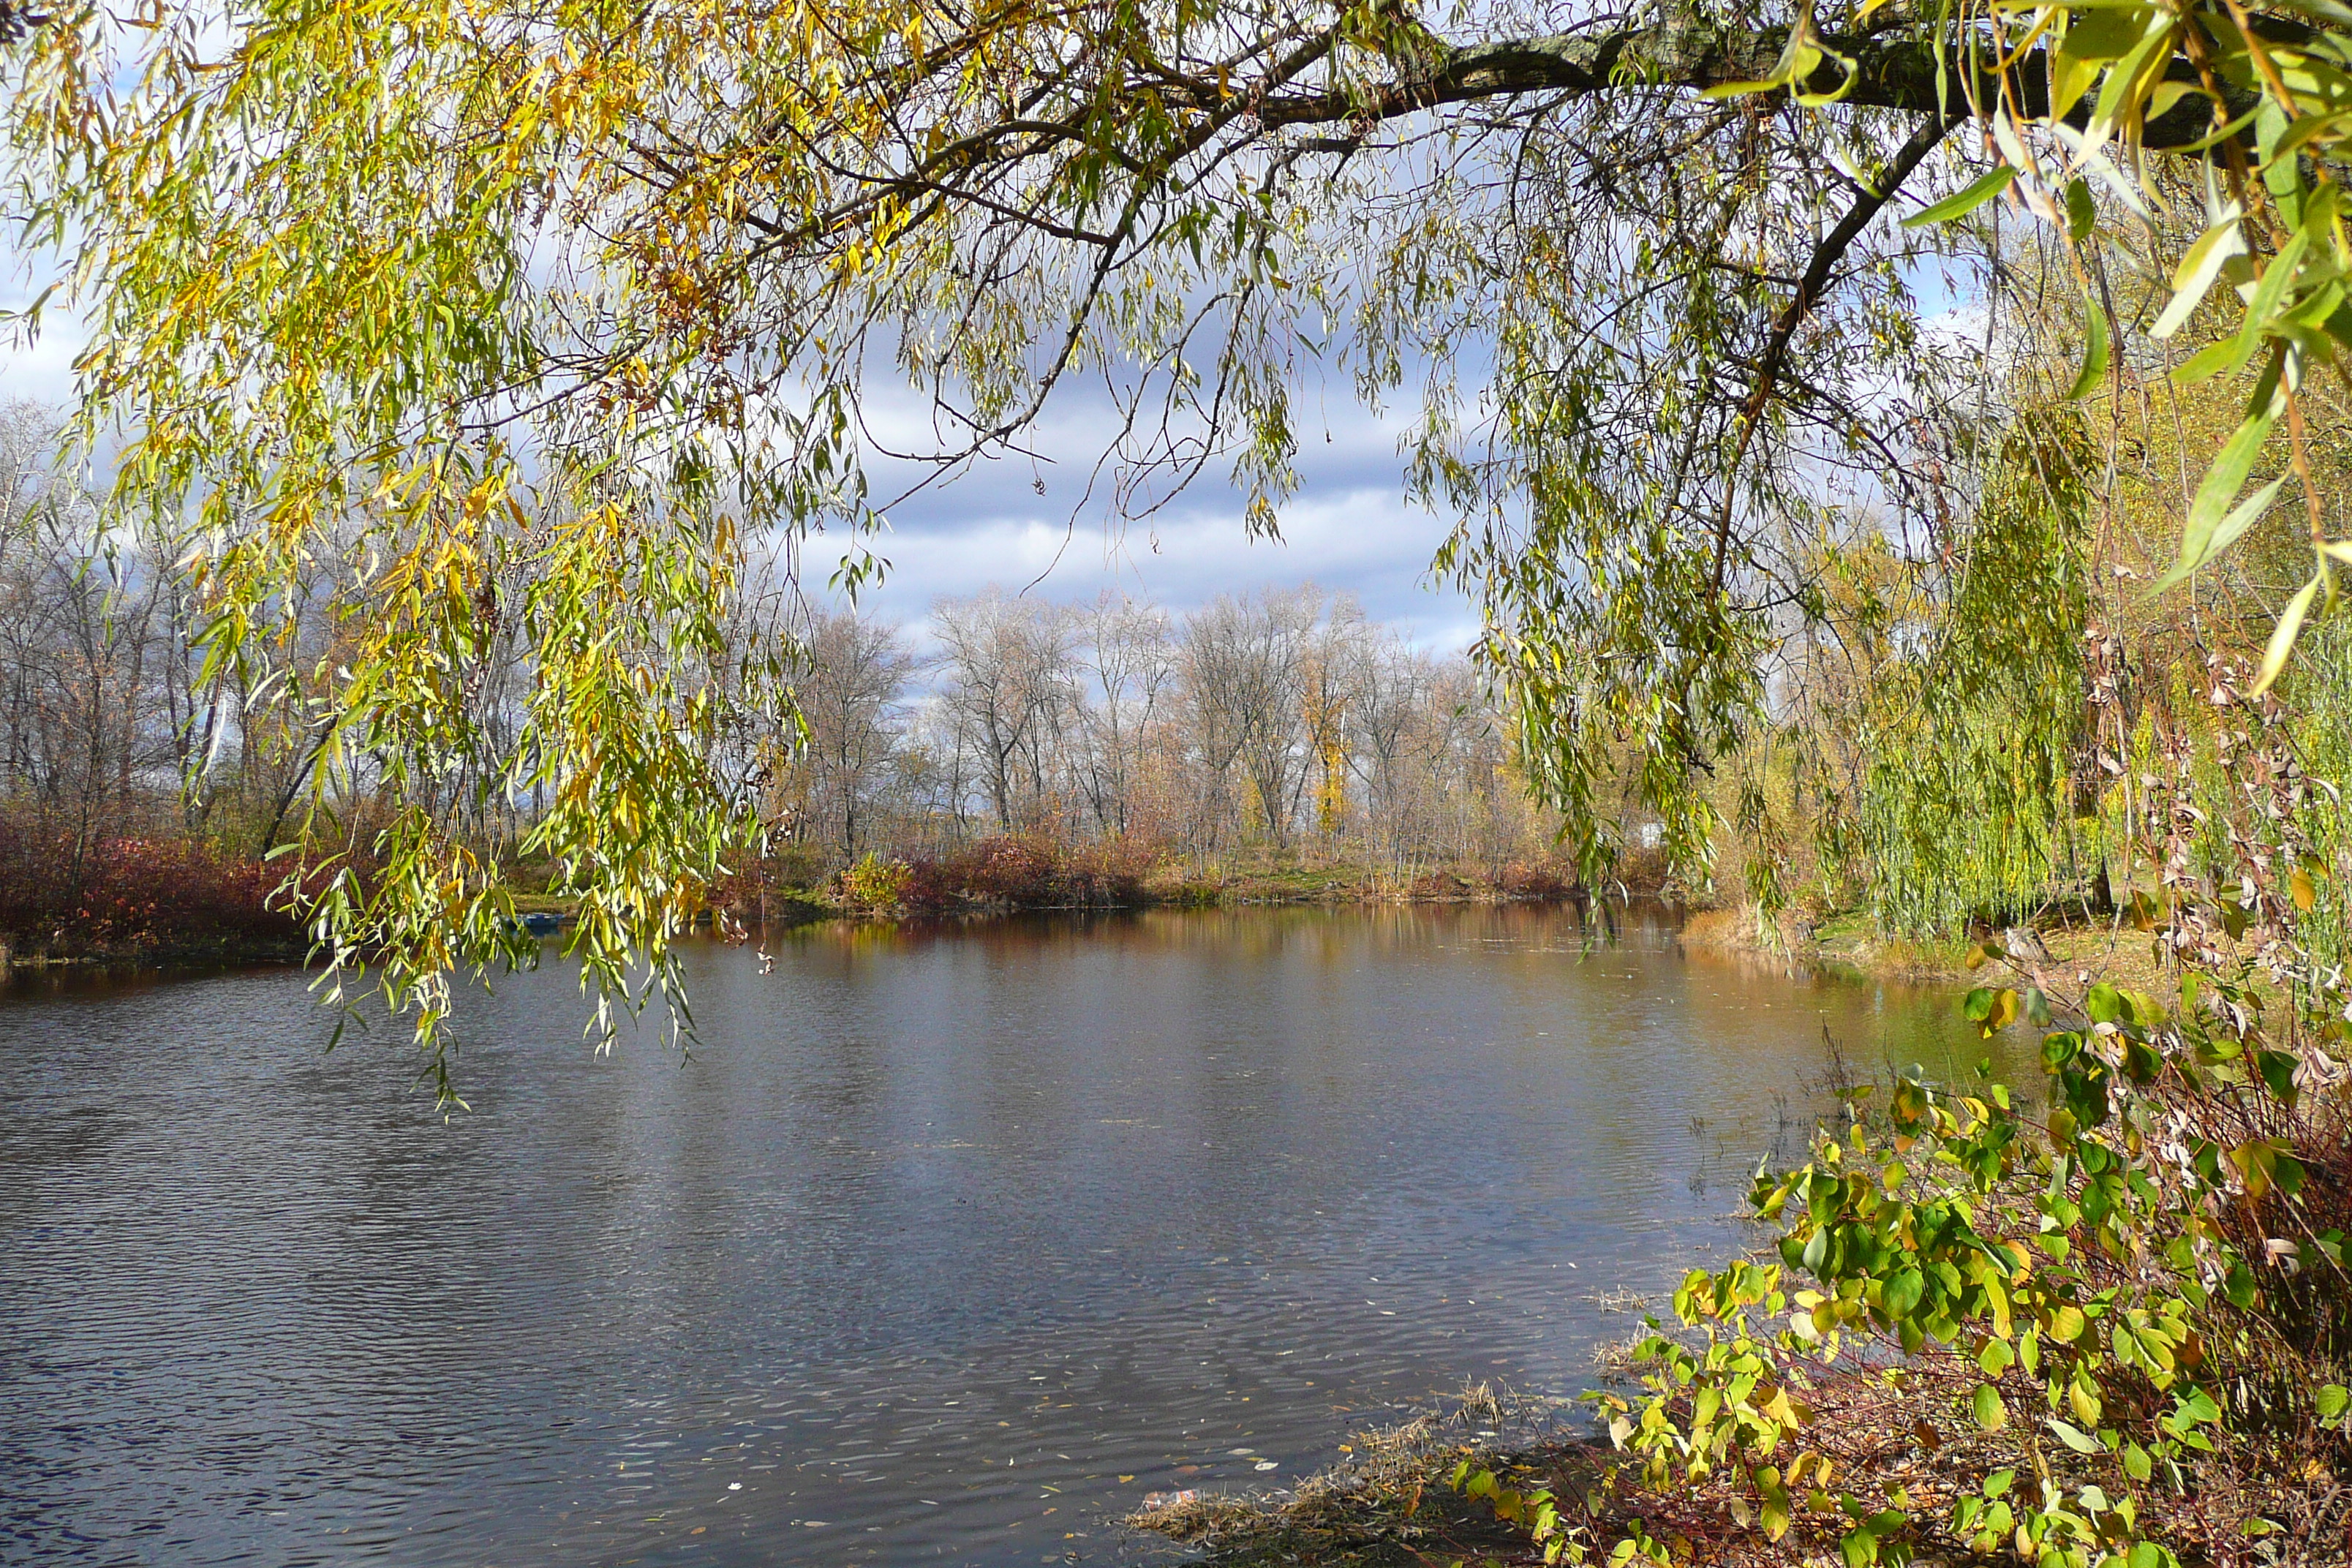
[
  {"left": 2262, "top": 101, "right": 2307, "bottom": 228},
  {"left": 2251, "top": 572, "right": 2324, "bottom": 695},
  {"left": 2069, "top": 293, "right": 2111, "bottom": 400},
  {"left": 1972, "top": 1383, "right": 2008, "bottom": 1431},
  {"left": 1901, "top": 165, "right": 2017, "bottom": 228},
  {"left": 2225, "top": 1264, "right": 2261, "bottom": 1310},
  {"left": 2174, "top": 336, "right": 2239, "bottom": 384},
  {"left": 2263, "top": 0, "right": 2352, "bottom": 28},
  {"left": 2258, "top": 1051, "right": 2302, "bottom": 1104},
  {"left": 2176, "top": 103, "right": 2266, "bottom": 153},
  {"left": 2230, "top": 227, "right": 2313, "bottom": 375},
  {"left": 2156, "top": 475, "right": 2284, "bottom": 589},
  {"left": 2059, "top": 5, "right": 2157, "bottom": 61},
  {"left": 2174, "top": 404, "right": 2280, "bottom": 584},
  {"left": 2087, "top": 15, "right": 2180, "bottom": 140},
  {"left": 2276, "top": 105, "right": 2352, "bottom": 160},
  {"left": 2065, "top": 178, "right": 2097, "bottom": 243},
  {"left": 2048, "top": 1417, "right": 2103, "bottom": 1453},
  {"left": 2318, "top": 1384, "right": 2349, "bottom": 1421},
  {"left": 2152, "top": 208, "right": 2247, "bottom": 339}
]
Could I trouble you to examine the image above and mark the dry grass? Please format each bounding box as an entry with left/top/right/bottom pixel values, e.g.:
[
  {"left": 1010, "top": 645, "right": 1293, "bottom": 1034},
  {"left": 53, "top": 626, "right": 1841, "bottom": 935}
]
[
  {"left": 1676, "top": 906, "right": 1757, "bottom": 950},
  {"left": 1124, "top": 1384, "right": 1599, "bottom": 1566}
]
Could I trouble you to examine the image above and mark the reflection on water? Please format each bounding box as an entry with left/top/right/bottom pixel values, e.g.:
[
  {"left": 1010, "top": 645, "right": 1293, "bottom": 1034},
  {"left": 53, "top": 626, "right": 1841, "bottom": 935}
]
[{"left": 0, "top": 905, "right": 2023, "bottom": 1566}]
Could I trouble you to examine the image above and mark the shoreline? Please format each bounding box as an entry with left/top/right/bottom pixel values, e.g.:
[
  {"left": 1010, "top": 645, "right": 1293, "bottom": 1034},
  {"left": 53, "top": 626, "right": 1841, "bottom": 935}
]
[
  {"left": 1673, "top": 901, "right": 2180, "bottom": 993},
  {"left": 728, "top": 856, "right": 1625, "bottom": 923},
  {"left": 2, "top": 878, "right": 1615, "bottom": 979},
  {"left": 1, "top": 932, "right": 309, "bottom": 979},
  {"left": 13, "top": 889, "right": 2096, "bottom": 991}
]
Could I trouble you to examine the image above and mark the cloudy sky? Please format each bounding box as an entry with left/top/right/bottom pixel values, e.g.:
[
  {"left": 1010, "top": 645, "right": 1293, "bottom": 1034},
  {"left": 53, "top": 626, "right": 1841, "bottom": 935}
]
[
  {"left": 1, "top": 260, "right": 1485, "bottom": 652},
  {"left": 806, "top": 378, "right": 1481, "bottom": 648}
]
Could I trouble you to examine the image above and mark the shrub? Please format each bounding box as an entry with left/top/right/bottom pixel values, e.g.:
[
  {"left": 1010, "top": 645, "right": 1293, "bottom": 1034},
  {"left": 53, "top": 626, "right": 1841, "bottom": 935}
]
[
  {"left": 836, "top": 851, "right": 914, "bottom": 910},
  {"left": 0, "top": 820, "right": 297, "bottom": 961},
  {"left": 896, "top": 834, "right": 1156, "bottom": 913},
  {"left": 1451, "top": 649, "right": 2352, "bottom": 1562},
  {"left": 1443, "top": 952, "right": 2352, "bottom": 1566},
  {"left": 1499, "top": 859, "right": 1586, "bottom": 900}
]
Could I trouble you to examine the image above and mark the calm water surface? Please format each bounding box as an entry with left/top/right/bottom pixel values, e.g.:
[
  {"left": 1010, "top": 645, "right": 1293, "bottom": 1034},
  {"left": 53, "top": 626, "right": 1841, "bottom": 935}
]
[{"left": 0, "top": 905, "right": 2024, "bottom": 1567}]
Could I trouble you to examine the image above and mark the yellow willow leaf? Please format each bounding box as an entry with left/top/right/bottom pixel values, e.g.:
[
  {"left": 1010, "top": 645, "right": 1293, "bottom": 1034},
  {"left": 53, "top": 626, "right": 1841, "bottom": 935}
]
[{"left": 2252, "top": 573, "right": 2325, "bottom": 695}]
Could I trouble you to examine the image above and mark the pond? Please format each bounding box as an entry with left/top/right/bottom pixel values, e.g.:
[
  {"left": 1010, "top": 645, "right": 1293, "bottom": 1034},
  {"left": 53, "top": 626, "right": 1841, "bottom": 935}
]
[{"left": 0, "top": 904, "right": 2028, "bottom": 1567}]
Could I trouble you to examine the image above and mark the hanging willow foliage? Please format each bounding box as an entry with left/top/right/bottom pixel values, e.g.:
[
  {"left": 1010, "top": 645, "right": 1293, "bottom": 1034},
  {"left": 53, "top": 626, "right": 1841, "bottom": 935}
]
[
  {"left": 5, "top": 0, "right": 2352, "bottom": 1066},
  {"left": 1843, "top": 418, "right": 2099, "bottom": 934}
]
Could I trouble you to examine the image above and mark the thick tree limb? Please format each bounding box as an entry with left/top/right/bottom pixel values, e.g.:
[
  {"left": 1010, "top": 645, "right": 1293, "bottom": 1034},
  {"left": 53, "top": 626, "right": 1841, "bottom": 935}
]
[
  {"left": 0, "top": 1, "right": 47, "bottom": 43},
  {"left": 1237, "top": 21, "right": 2238, "bottom": 151}
]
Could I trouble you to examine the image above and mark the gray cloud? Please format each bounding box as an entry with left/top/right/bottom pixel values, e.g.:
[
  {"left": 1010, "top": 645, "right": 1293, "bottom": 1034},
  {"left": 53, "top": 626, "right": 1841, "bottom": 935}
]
[{"left": 1, "top": 282, "right": 1481, "bottom": 650}]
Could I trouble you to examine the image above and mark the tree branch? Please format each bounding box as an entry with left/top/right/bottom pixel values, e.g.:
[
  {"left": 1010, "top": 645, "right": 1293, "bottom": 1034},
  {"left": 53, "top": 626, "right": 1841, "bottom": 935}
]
[
  {"left": 1708, "top": 105, "right": 1966, "bottom": 603},
  {"left": 1240, "top": 21, "right": 2238, "bottom": 151}
]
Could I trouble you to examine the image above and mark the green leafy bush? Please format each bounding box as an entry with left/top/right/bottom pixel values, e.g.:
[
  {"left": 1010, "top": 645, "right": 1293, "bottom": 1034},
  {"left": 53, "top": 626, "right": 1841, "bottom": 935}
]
[
  {"left": 1452, "top": 947, "right": 2352, "bottom": 1566},
  {"left": 1455, "top": 649, "right": 2352, "bottom": 1559},
  {"left": 835, "top": 851, "right": 914, "bottom": 911}
]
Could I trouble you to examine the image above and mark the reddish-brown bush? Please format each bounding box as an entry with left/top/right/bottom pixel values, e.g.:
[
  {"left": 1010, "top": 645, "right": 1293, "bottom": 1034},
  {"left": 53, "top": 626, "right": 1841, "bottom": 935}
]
[
  {"left": 1497, "top": 859, "right": 1587, "bottom": 900},
  {"left": 0, "top": 821, "right": 300, "bottom": 961},
  {"left": 897, "top": 834, "right": 1156, "bottom": 913}
]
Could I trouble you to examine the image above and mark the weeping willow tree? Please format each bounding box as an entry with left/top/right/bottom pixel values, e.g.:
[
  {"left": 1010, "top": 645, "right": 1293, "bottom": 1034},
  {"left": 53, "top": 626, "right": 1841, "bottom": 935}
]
[
  {"left": 5, "top": 0, "right": 2352, "bottom": 1075},
  {"left": 1834, "top": 419, "right": 2098, "bottom": 933}
]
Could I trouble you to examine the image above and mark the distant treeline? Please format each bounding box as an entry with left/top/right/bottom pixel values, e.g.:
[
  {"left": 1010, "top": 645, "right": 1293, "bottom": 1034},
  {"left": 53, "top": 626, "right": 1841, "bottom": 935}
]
[
  {"left": 0, "top": 404, "right": 311, "bottom": 962},
  {"left": 769, "top": 584, "right": 1568, "bottom": 887},
  {"left": 0, "top": 399, "right": 1583, "bottom": 957}
]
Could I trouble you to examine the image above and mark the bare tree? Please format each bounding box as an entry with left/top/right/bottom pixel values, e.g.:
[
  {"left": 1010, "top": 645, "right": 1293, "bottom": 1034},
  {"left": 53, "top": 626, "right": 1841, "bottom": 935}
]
[
  {"left": 0, "top": 403, "right": 183, "bottom": 879},
  {"left": 1181, "top": 586, "right": 1331, "bottom": 849},
  {"left": 1299, "top": 596, "right": 1369, "bottom": 842},
  {"left": 935, "top": 589, "right": 1077, "bottom": 832},
  {"left": 0, "top": 415, "right": 1569, "bottom": 912},
  {"left": 1347, "top": 631, "right": 1434, "bottom": 875},
  {"left": 788, "top": 608, "right": 917, "bottom": 856},
  {"left": 1071, "top": 592, "right": 1174, "bottom": 839}
]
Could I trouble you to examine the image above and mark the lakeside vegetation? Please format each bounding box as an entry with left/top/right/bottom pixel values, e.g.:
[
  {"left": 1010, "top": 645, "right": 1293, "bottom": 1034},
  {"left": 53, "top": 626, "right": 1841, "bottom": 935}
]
[
  {"left": 3, "top": 402, "right": 1605, "bottom": 964},
  {"left": 16, "top": 0, "right": 2352, "bottom": 1562}
]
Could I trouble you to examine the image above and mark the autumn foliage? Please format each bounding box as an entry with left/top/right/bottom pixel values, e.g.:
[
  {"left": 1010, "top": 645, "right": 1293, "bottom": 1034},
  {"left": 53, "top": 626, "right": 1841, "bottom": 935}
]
[{"left": 0, "top": 820, "right": 298, "bottom": 962}]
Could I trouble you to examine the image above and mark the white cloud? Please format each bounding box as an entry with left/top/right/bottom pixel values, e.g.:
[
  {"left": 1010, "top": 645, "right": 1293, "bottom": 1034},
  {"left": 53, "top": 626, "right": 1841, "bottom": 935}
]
[
  {"left": 2, "top": 220, "right": 1486, "bottom": 651},
  {"left": 796, "top": 472, "right": 1480, "bottom": 654}
]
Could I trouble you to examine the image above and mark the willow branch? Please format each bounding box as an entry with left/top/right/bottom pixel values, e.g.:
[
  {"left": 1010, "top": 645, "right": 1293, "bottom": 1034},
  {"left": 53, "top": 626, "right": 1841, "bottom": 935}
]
[{"left": 1708, "top": 106, "right": 1966, "bottom": 604}]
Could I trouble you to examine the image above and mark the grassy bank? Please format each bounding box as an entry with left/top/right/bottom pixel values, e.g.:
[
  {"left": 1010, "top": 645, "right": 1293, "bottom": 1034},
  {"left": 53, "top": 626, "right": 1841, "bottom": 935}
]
[
  {"left": 718, "top": 837, "right": 1604, "bottom": 921},
  {"left": 1678, "top": 902, "right": 2200, "bottom": 999}
]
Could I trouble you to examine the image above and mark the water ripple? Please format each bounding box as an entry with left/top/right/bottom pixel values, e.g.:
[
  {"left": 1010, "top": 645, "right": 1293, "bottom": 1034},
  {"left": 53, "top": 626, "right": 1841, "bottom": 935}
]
[{"left": 0, "top": 905, "right": 2018, "bottom": 1566}]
